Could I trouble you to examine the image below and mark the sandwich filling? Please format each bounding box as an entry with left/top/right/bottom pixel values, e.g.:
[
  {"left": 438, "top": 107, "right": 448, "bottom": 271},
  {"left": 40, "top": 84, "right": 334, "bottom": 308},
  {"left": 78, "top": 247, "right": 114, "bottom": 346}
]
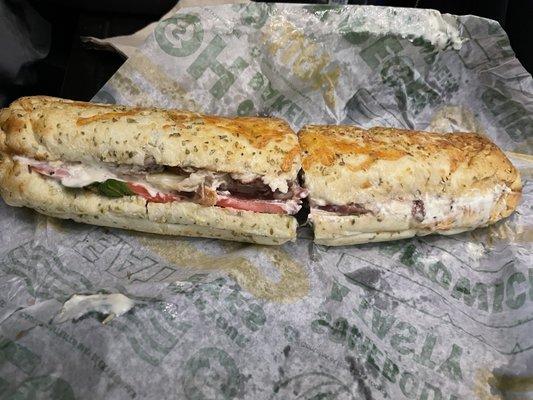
[
  {"left": 309, "top": 184, "right": 509, "bottom": 230},
  {"left": 14, "top": 156, "right": 307, "bottom": 215}
]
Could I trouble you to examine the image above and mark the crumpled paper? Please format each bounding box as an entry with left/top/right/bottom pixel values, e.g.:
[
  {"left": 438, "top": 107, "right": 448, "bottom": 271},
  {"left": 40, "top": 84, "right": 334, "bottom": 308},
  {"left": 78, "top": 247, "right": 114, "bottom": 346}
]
[
  {"left": 0, "top": 4, "right": 532, "bottom": 399},
  {"left": 81, "top": 0, "right": 250, "bottom": 58}
]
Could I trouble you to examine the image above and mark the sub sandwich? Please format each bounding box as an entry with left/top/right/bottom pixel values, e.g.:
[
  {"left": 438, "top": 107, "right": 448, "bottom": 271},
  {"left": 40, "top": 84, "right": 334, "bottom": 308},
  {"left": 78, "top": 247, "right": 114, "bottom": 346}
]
[
  {"left": 0, "top": 97, "right": 521, "bottom": 246},
  {"left": 0, "top": 96, "right": 305, "bottom": 244},
  {"left": 300, "top": 125, "right": 521, "bottom": 246}
]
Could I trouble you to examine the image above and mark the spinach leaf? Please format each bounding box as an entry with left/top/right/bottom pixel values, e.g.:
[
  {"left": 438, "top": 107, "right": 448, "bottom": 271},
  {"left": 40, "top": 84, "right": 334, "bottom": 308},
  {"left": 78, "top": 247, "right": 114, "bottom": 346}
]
[{"left": 90, "top": 179, "right": 134, "bottom": 198}]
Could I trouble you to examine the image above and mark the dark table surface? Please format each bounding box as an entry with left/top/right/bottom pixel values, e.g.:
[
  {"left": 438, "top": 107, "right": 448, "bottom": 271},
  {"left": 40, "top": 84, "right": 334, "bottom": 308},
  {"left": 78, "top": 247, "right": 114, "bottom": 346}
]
[{"left": 1, "top": 0, "right": 532, "bottom": 107}]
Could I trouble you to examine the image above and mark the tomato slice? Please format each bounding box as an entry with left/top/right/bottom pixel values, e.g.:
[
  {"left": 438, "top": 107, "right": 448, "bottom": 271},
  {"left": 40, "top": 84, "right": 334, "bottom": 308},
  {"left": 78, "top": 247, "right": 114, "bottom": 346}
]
[
  {"left": 216, "top": 196, "right": 287, "bottom": 214},
  {"left": 127, "top": 182, "right": 180, "bottom": 203}
]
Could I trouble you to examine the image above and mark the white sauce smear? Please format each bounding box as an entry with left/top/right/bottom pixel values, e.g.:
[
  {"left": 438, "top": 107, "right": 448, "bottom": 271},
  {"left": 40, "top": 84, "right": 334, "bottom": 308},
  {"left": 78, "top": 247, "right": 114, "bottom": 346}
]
[{"left": 54, "top": 294, "right": 135, "bottom": 324}]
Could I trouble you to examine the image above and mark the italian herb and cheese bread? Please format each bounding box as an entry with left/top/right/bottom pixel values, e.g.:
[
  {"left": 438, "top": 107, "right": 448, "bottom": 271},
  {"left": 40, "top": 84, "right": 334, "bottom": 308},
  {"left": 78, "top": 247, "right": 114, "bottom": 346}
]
[
  {"left": 299, "top": 125, "right": 522, "bottom": 245},
  {"left": 0, "top": 97, "right": 521, "bottom": 245},
  {"left": 0, "top": 96, "right": 304, "bottom": 244}
]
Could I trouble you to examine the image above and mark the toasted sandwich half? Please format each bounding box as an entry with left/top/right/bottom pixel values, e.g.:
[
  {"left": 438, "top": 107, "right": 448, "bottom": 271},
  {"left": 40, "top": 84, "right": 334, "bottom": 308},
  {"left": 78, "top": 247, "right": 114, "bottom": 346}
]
[
  {"left": 0, "top": 96, "right": 305, "bottom": 244},
  {"left": 299, "top": 125, "right": 521, "bottom": 246}
]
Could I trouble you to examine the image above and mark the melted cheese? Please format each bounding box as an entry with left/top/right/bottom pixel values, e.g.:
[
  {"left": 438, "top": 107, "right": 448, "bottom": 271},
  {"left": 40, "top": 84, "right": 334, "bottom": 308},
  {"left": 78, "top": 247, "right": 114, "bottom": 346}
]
[
  {"left": 145, "top": 173, "right": 187, "bottom": 191},
  {"left": 262, "top": 175, "right": 289, "bottom": 193},
  {"left": 281, "top": 145, "right": 300, "bottom": 172},
  {"left": 300, "top": 130, "right": 406, "bottom": 170},
  {"left": 231, "top": 171, "right": 290, "bottom": 194},
  {"left": 60, "top": 164, "right": 115, "bottom": 187},
  {"left": 231, "top": 172, "right": 258, "bottom": 183},
  {"left": 421, "top": 186, "right": 508, "bottom": 228},
  {"left": 202, "top": 115, "right": 290, "bottom": 148},
  {"left": 14, "top": 156, "right": 292, "bottom": 196},
  {"left": 283, "top": 199, "right": 302, "bottom": 214},
  {"left": 313, "top": 185, "right": 509, "bottom": 230},
  {"left": 14, "top": 156, "right": 164, "bottom": 196}
]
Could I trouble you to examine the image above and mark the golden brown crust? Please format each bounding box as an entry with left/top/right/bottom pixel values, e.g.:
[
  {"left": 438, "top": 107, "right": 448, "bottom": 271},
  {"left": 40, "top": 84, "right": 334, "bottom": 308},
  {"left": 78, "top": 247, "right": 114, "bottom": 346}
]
[
  {"left": 299, "top": 125, "right": 521, "bottom": 205},
  {"left": 1, "top": 97, "right": 523, "bottom": 247},
  {"left": 300, "top": 125, "right": 521, "bottom": 245},
  {"left": 0, "top": 155, "right": 297, "bottom": 245},
  {"left": 0, "top": 96, "right": 300, "bottom": 180}
]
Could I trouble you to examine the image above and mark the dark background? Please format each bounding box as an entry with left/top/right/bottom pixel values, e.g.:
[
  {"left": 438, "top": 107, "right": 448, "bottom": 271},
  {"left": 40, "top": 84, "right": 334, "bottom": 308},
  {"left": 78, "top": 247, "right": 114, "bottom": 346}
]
[{"left": 1, "top": 0, "right": 532, "bottom": 107}]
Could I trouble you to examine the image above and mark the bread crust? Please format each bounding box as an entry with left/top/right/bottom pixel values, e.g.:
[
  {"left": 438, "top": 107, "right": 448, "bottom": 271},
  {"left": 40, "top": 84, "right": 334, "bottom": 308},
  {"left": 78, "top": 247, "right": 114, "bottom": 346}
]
[
  {"left": 300, "top": 125, "right": 521, "bottom": 246},
  {"left": 0, "top": 96, "right": 300, "bottom": 181},
  {"left": 0, "top": 97, "right": 522, "bottom": 246},
  {"left": 312, "top": 210, "right": 496, "bottom": 246},
  {"left": 0, "top": 155, "right": 297, "bottom": 245},
  {"left": 299, "top": 125, "right": 521, "bottom": 205}
]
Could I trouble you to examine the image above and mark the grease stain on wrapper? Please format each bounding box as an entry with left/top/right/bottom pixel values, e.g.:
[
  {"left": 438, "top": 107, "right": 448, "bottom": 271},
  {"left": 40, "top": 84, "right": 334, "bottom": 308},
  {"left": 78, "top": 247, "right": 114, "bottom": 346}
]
[{"left": 138, "top": 235, "right": 310, "bottom": 303}]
